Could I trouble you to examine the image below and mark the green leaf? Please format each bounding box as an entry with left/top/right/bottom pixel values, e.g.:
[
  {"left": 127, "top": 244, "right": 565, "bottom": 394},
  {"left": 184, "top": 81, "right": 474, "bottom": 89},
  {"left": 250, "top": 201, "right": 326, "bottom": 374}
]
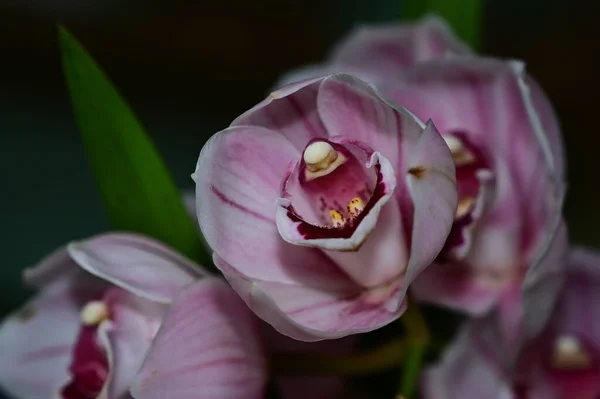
[
  {"left": 59, "top": 26, "right": 211, "bottom": 268},
  {"left": 402, "top": 0, "right": 483, "bottom": 50}
]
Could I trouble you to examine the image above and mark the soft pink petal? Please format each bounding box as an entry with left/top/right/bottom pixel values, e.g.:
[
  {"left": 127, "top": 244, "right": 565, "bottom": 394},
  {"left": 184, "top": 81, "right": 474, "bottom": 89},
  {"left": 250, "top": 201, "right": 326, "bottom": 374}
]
[
  {"left": 231, "top": 77, "right": 327, "bottom": 150},
  {"left": 0, "top": 277, "right": 104, "bottom": 399},
  {"left": 525, "top": 76, "right": 565, "bottom": 179},
  {"left": 23, "top": 246, "right": 80, "bottom": 289},
  {"left": 317, "top": 73, "right": 408, "bottom": 167},
  {"left": 386, "top": 58, "right": 562, "bottom": 271},
  {"left": 410, "top": 265, "right": 504, "bottom": 315},
  {"left": 130, "top": 278, "right": 267, "bottom": 399},
  {"left": 98, "top": 288, "right": 166, "bottom": 399},
  {"left": 402, "top": 121, "right": 458, "bottom": 294},
  {"left": 521, "top": 220, "right": 568, "bottom": 338},
  {"left": 194, "top": 125, "right": 354, "bottom": 289},
  {"left": 217, "top": 256, "right": 404, "bottom": 341},
  {"left": 329, "top": 16, "right": 471, "bottom": 82},
  {"left": 552, "top": 247, "right": 600, "bottom": 344},
  {"left": 422, "top": 327, "right": 513, "bottom": 399},
  {"left": 67, "top": 233, "right": 204, "bottom": 304}
]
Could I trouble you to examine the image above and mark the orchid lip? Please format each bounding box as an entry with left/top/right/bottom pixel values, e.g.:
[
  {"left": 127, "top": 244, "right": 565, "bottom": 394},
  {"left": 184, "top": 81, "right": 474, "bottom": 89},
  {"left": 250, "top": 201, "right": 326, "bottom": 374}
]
[
  {"left": 277, "top": 138, "right": 395, "bottom": 247},
  {"left": 61, "top": 296, "right": 111, "bottom": 399},
  {"left": 436, "top": 131, "right": 494, "bottom": 261}
]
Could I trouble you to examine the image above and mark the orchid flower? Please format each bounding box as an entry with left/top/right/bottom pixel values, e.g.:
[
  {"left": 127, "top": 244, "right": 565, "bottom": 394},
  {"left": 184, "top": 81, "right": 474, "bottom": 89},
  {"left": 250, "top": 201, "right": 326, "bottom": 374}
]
[
  {"left": 423, "top": 248, "right": 600, "bottom": 399},
  {"left": 0, "top": 233, "right": 267, "bottom": 399},
  {"left": 193, "top": 73, "right": 457, "bottom": 341}
]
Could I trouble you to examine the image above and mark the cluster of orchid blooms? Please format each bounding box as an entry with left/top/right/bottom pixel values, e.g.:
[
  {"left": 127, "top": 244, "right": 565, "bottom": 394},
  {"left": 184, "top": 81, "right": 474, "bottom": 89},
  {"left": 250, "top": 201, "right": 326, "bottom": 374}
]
[{"left": 2, "top": 15, "right": 596, "bottom": 399}]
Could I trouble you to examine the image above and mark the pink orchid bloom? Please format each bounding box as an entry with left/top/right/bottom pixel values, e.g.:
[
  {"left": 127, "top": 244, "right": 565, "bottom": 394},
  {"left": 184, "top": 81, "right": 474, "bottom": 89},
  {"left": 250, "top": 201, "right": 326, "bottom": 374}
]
[
  {"left": 275, "top": 15, "right": 470, "bottom": 88},
  {"left": 0, "top": 233, "right": 267, "bottom": 399},
  {"left": 193, "top": 73, "right": 458, "bottom": 341},
  {"left": 389, "top": 57, "right": 567, "bottom": 341},
  {"left": 275, "top": 15, "right": 568, "bottom": 343},
  {"left": 423, "top": 248, "right": 600, "bottom": 399}
]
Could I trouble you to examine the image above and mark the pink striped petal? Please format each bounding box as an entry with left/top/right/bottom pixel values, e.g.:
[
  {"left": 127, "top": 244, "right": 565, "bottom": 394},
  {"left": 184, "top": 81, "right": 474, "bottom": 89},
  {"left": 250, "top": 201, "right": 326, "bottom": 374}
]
[
  {"left": 410, "top": 265, "right": 503, "bottom": 315},
  {"left": 386, "top": 58, "right": 562, "bottom": 268},
  {"left": 232, "top": 77, "right": 327, "bottom": 150},
  {"left": 422, "top": 327, "right": 514, "bottom": 399},
  {"left": 130, "top": 278, "right": 267, "bottom": 399},
  {"left": 67, "top": 233, "right": 204, "bottom": 304},
  {"left": 194, "top": 124, "right": 355, "bottom": 290},
  {"left": 317, "top": 73, "right": 408, "bottom": 167},
  {"left": 217, "top": 256, "right": 405, "bottom": 341},
  {"left": 400, "top": 121, "right": 458, "bottom": 296},
  {"left": 521, "top": 220, "right": 568, "bottom": 338},
  {"left": 97, "top": 288, "right": 165, "bottom": 399},
  {"left": 0, "top": 277, "right": 104, "bottom": 399},
  {"left": 329, "top": 16, "right": 471, "bottom": 82}
]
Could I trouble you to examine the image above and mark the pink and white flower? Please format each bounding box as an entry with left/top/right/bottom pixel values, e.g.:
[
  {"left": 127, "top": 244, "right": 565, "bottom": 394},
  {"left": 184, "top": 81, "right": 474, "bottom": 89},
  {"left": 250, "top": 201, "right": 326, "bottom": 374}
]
[
  {"left": 0, "top": 233, "right": 267, "bottom": 399},
  {"left": 274, "top": 16, "right": 567, "bottom": 342},
  {"left": 193, "top": 73, "right": 458, "bottom": 341},
  {"left": 389, "top": 55, "right": 567, "bottom": 342},
  {"left": 423, "top": 248, "right": 600, "bottom": 399},
  {"left": 275, "top": 15, "right": 469, "bottom": 87}
]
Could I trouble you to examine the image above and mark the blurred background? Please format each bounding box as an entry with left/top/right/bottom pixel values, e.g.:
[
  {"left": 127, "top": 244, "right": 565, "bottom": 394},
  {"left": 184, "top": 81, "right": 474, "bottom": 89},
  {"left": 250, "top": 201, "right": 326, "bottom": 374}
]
[{"left": 1, "top": 0, "right": 599, "bottom": 321}]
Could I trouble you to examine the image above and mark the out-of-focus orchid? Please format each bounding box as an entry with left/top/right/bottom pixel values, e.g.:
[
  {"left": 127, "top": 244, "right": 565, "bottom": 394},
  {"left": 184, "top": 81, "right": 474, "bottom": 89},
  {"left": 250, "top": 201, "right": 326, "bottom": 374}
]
[
  {"left": 0, "top": 233, "right": 267, "bottom": 399},
  {"left": 275, "top": 15, "right": 470, "bottom": 87},
  {"left": 393, "top": 57, "right": 567, "bottom": 342},
  {"left": 423, "top": 248, "right": 600, "bottom": 399},
  {"left": 193, "top": 73, "right": 458, "bottom": 341}
]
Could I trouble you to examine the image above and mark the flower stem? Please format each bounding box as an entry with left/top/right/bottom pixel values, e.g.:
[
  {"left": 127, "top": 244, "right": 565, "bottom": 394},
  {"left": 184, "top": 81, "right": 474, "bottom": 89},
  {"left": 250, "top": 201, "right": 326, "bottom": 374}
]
[
  {"left": 270, "top": 337, "right": 405, "bottom": 376},
  {"left": 399, "top": 299, "right": 430, "bottom": 398}
]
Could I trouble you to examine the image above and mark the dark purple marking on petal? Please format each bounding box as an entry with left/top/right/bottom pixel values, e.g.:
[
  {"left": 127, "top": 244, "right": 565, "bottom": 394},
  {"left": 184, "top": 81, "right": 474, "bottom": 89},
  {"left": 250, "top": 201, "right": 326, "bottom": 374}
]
[
  {"left": 60, "top": 326, "right": 109, "bottom": 399},
  {"left": 210, "top": 185, "right": 273, "bottom": 223},
  {"left": 287, "top": 164, "right": 386, "bottom": 240}
]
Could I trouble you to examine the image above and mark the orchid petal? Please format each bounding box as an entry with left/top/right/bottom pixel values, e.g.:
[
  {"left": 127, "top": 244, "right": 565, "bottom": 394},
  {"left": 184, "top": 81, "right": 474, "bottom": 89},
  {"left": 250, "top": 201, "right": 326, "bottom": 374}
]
[
  {"left": 232, "top": 77, "right": 327, "bottom": 150},
  {"left": 130, "top": 278, "right": 267, "bottom": 399},
  {"left": 329, "top": 16, "right": 471, "bottom": 82},
  {"left": 0, "top": 277, "right": 103, "bottom": 399},
  {"left": 67, "top": 233, "right": 204, "bottom": 304},
  {"left": 317, "top": 74, "right": 407, "bottom": 166},
  {"left": 97, "top": 288, "right": 165, "bottom": 399},
  {"left": 410, "top": 265, "right": 503, "bottom": 315},
  {"left": 521, "top": 220, "right": 568, "bottom": 338},
  {"left": 422, "top": 327, "right": 513, "bottom": 399},
  {"left": 217, "top": 256, "right": 405, "bottom": 341},
  {"left": 386, "top": 58, "right": 561, "bottom": 269},
  {"left": 194, "top": 125, "right": 355, "bottom": 290},
  {"left": 402, "top": 121, "right": 458, "bottom": 294}
]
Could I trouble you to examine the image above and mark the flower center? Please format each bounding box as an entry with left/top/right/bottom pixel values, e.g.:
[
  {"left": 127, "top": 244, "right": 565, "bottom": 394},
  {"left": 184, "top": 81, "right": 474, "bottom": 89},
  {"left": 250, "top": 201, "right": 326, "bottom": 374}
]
[
  {"left": 443, "top": 134, "right": 480, "bottom": 219},
  {"left": 551, "top": 335, "right": 592, "bottom": 370},
  {"left": 436, "top": 132, "right": 493, "bottom": 262},
  {"left": 61, "top": 300, "right": 110, "bottom": 399},
  {"left": 293, "top": 139, "right": 375, "bottom": 230},
  {"left": 545, "top": 334, "right": 600, "bottom": 399}
]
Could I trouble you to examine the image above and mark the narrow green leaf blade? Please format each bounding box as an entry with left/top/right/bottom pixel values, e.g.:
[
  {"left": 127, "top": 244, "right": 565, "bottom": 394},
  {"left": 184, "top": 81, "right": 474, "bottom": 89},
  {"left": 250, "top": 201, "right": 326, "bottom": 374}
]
[
  {"left": 402, "top": 0, "right": 483, "bottom": 50},
  {"left": 59, "top": 26, "right": 210, "bottom": 267}
]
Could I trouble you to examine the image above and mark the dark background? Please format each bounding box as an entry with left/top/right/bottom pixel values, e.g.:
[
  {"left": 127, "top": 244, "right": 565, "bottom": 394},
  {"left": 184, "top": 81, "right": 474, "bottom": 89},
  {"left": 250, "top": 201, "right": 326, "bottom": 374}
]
[{"left": 1, "top": 0, "right": 599, "bottom": 320}]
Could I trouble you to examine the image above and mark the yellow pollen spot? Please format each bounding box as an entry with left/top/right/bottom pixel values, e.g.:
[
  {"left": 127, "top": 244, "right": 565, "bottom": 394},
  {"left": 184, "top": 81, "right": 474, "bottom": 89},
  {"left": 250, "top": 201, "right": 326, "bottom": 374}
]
[
  {"left": 551, "top": 335, "right": 592, "bottom": 370},
  {"left": 80, "top": 301, "right": 110, "bottom": 326},
  {"left": 456, "top": 196, "right": 476, "bottom": 219},
  {"left": 443, "top": 135, "right": 476, "bottom": 166},
  {"left": 348, "top": 197, "right": 365, "bottom": 218},
  {"left": 329, "top": 209, "right": 345, "bottom": 228}
]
